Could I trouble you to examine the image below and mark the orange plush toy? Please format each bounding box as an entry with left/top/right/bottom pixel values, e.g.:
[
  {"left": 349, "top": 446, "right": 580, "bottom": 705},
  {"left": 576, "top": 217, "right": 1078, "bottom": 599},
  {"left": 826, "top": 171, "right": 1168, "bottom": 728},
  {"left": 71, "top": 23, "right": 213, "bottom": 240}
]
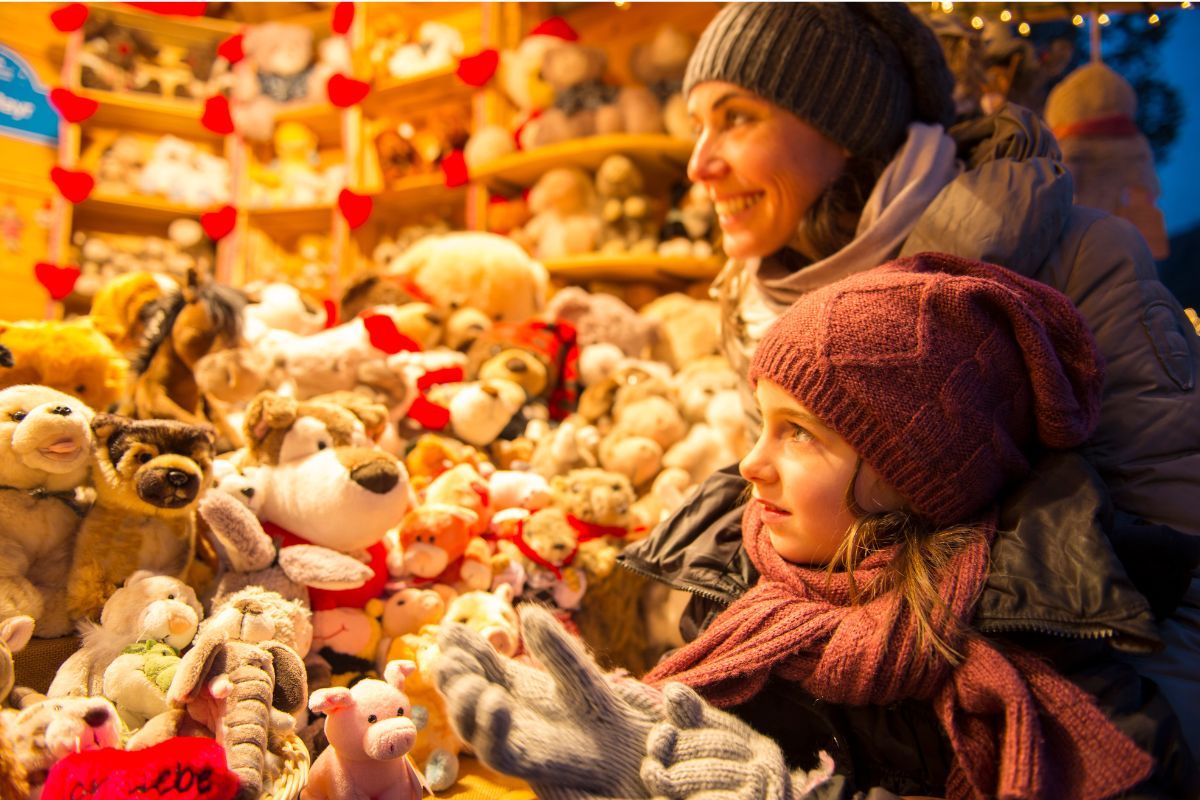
[{"left": 392, "top": 503, "right": 492, "bottom": 599}]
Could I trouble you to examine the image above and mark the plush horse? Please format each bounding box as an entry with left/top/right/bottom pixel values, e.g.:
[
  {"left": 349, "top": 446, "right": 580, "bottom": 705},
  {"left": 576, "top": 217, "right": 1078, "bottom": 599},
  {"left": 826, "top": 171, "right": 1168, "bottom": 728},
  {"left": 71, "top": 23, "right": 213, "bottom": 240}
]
[{"left": 130, "top": 269, "right": 245, "bottom": 430}]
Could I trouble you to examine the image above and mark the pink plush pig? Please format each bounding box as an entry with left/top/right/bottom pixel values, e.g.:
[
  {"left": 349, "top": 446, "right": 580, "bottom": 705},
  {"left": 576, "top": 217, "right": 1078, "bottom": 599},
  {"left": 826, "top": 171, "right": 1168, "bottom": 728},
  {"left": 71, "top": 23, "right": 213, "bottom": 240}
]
[{"left": 302, "top": 660, "right": 426, "bottom": 800}]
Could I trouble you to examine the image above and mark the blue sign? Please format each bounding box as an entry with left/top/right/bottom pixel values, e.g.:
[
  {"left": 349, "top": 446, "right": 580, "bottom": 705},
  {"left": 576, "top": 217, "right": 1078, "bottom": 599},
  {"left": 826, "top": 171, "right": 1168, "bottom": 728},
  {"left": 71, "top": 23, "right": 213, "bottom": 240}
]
[{"left": 0, "top": 44, "right": 58, "bottom": 146}]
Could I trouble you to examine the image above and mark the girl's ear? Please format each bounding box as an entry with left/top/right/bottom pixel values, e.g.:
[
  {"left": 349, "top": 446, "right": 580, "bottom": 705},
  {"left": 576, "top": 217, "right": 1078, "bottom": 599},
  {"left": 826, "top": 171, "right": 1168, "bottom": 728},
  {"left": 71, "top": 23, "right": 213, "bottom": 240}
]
[{"left": 853, "top": 461, "right": 907, "bottom": 515}]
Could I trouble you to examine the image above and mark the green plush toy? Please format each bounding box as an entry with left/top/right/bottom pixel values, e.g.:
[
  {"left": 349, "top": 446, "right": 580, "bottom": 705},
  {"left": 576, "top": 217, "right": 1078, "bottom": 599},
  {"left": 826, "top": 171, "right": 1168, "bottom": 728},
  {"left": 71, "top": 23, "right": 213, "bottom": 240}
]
[{"left": 102, "top": 639, "right": 183, "bottom": 730}]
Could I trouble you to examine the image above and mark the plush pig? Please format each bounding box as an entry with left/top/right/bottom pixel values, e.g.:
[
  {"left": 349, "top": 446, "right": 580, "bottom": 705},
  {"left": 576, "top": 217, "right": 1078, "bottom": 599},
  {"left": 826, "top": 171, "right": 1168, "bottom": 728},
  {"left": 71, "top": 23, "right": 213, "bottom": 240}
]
[{"left": 303, "top": 660, "right": 424, "bottom": 800}]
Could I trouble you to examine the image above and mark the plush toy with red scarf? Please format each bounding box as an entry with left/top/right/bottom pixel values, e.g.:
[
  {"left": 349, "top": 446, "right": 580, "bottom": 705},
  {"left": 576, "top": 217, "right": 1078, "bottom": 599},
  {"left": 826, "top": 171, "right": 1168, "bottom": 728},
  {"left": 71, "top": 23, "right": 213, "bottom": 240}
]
[{"left": 466, "top": 319, "right": 580, "bottom": 420}]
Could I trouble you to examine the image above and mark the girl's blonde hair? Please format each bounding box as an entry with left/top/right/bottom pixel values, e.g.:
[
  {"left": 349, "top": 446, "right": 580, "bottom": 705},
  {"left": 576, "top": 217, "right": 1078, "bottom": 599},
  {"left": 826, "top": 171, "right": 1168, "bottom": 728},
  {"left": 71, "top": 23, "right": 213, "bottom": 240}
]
[{"left": 829, "top": 457, "right": 979, "bottom": 664}]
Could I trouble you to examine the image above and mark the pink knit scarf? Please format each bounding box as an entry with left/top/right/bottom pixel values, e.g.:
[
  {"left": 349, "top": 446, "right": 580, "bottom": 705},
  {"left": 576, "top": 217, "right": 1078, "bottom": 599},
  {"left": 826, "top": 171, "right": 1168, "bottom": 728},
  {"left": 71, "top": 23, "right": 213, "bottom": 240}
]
[{"left": 645, "top": 506, "right": 1153, "bottom": 800}]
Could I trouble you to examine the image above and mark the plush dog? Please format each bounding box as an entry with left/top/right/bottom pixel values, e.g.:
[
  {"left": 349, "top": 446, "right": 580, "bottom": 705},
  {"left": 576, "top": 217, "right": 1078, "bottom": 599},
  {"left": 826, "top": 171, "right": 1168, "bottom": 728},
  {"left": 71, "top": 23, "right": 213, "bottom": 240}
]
[
  {"left": 0, "top": 386, "right": 94, "bottom": 637},
  {"left": 243, "top": 393, "right": 414, "bottom": 660},
  {"left": 0, "top": 319, "right": 128, "bottom": 413},
  {"left": 66, "top": 415, "right": 215, "bottom": 623}
]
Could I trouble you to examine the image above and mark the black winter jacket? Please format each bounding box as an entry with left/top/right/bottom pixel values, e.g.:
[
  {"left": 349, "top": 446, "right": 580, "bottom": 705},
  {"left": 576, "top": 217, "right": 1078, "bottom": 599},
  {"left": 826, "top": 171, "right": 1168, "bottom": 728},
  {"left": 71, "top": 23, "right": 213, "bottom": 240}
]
[{"left": 620, "top": 454, "right": 1199, "bottom": 798}]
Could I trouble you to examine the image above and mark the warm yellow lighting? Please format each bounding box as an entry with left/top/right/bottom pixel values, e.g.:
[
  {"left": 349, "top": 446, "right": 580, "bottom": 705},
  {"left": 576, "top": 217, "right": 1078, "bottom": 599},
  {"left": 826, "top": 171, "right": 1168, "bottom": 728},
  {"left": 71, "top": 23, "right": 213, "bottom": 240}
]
[
  {"left": 1072, "top": 14, "right": 1085, "bottom": 26},
  {"left": 1098, "top": 12, "right": 1111, "bottom": 25},
  {"left": 941, "top": 1, "right": 954, "bottom": 12},
  {"left": 1183, "top": 1, "right": 1193, "bottom": 9},
  {"left": 1018, "top": 21, "right": 1031, "bottom": 35},
  {"left": 1149, "top": 12, "right": 1161, "bottom": 23},
  {"left": 971, "top": 15, "right": 985, "bottom": 29},
  {"left": 1000, "top": 9, "right": 1013, "bottom": 22},
  {"left": 614, "top": 0, "right": 629, "bottom": 6}
]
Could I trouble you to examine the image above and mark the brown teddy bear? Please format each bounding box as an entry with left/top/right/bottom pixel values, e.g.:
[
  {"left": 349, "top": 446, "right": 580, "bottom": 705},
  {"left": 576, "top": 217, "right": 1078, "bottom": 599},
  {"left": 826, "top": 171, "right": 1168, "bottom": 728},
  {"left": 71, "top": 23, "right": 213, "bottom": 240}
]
[
  {"left": 466, "top": 320, "right": 581, "bottom": 420},
  {"left": 626, "top": 26, "right": 697, "bottom": 141},
  {"left": 594, "top": 155, "right": 660, "bottom": 255},
  {"left": 509, "top": 167, "right": 602, "bottom": 260},
  {"left": 524, "top": 40, "right": 618, "bottom": 148},
  {"left": 67, "top": 414, "right": 215, "bottom": 623}
]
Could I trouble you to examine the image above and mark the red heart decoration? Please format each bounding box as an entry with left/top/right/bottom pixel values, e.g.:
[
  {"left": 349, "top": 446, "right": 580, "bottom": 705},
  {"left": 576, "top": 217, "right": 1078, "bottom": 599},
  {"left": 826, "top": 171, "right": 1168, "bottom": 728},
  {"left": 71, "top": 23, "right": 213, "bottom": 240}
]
[
  {"left": 35, "top": 262, "right": 81, "bottom": 300},
  {"left": 331, "top": 2, "right": 355, "bottom": 34},
  {"left": 49, "top": 3, "right": 87, "bottom": 32},
  {"left": 42, "top": 737, "right": 239, "bottom": 800},
  {"left": 322, "top": 299, "right": 339, "bottom": 329},
  {"left": 201, "top": 95, "right": 235, "bottom": 135},
  {"left": 406, "top": 394, "right": 451, "bottom": 430},
  {"left": 50, "top": 166, "right": 94, "bottom": 203},
  {"left": 200, "top": 205, "right": 237, "bottom": 240},
  {"left": 217, "top": 33, "right": 244, "bottom": 64},
  {"left": 455, "top": 49, "right": 499, "bottom": 87},
  {"left": 338, "top": 188, "right": 372, "bottom": 229},
  {"left": 49, "top": 88, "right": 98, "bottom": 123},
  {"left": 441, "top": 149, "right": 469, "bottom": 187},
  {"left": 363, "top": 314, "right": 420, "bottom": 354},
  {"left": 326, "top": 74, "right": 369, "bottom": 108}
]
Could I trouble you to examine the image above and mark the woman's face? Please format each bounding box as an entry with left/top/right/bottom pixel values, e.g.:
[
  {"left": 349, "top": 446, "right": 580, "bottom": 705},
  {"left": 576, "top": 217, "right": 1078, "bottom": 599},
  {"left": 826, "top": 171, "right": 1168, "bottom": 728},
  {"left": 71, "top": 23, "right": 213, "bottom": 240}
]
[
  {"left": 687, "top": 81, "right": 848, "bottom": 260},
  {"left": 740, "top": 380, "right": 902, "bottom": 565}
]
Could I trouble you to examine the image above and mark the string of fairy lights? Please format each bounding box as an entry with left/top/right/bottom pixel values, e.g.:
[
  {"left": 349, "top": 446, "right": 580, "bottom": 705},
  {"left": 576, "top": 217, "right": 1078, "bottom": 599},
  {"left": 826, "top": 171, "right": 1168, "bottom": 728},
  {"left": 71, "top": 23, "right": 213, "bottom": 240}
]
[{"left": 927, "top": 1, "right": 1193, "bottom": 36}]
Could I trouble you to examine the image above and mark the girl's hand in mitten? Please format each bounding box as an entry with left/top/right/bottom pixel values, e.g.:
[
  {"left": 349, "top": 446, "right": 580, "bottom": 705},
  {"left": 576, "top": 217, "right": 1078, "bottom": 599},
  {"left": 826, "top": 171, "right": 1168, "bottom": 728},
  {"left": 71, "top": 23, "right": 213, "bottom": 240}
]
[
  {"left": 641, "top": 683, "right": 843, "bottom": 800},
  {"left": 435, "top": 604, "right": 662, "bottom": 800}
]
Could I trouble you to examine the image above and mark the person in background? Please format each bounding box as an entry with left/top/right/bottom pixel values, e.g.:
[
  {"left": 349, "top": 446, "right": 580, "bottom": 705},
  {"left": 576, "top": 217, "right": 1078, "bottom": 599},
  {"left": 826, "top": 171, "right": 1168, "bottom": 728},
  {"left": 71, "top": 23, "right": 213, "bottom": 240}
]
[{"left": 435, "top": 254, "right": 1196, "bottom": 799}]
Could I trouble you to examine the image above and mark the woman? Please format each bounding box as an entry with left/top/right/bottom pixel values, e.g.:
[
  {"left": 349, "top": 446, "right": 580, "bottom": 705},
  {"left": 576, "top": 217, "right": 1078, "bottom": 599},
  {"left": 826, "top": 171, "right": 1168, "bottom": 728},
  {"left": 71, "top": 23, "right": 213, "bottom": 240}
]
[
  {"left": 678, "top": 2, "right": 1200, "bottom": 749},
  {"left": 435, "top": 254, "right": 1195, "bottom": 799}
]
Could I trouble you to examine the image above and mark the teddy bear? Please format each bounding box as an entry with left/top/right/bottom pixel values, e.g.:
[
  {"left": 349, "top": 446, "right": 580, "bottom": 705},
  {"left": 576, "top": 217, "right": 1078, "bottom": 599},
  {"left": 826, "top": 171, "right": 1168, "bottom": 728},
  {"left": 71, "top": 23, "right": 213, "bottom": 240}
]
[
  {"left": 546, "top": 286, "right": 659, "bottom": 358},
  {"left": 577, "top": 357, "right": 674, "bottom": 425},
  {"left": 488, "top": 470, "right": 551, "bottom": 515},
  {"left": 392, "top": 504, "right": 492, "bottom": 598},
  {"left": 424, "top": 378, "right": 528, "bottom": 448},
  {"left": 466, "top": 320, "right": 580, "bottom": 420},
  {"left": 403, "top": 433, "right": 490, "bottom": 492},
  {"left": 639, "top": 292, "right": 723, "bottom": 371},
  {"left": 1, "top": 695, "right": 122, "bottom": 799},
  {"left": 0, "top": 386, "right": 94, "bottom": 638},
  {"left": 627, "top": 26, "right": 697, "bottom": 141},
  {"left": 672, "top": 355, "right": 739, "bottom": 424},
  {"left": 599, "top": 395, "right": 688, "bottom": 491},
  {"left": 231, "top": 22, "right": 351, "bottom": 142},
  {"left": 421, "top": 463, "right": 493, "bottom": 536},
  {"left": 50, "top": 571, "right": 202, "bottom": 700},
  {"left": 386, "top": 232, "right": 550, "bottom": 323},
  {"left": 242, "top": 393, "right": 413, "bottom": 662},
  {"left": 66, "top": 414, "right": 215, "bottom": 624},
  {"left": 659, "top": 180, "right": 718, "bottom": 258},
  {"left": 594, "top": 154, "right": 660, "bottom": 255},
  {"left": 528, "top": 414, "right": 601, "bottom": 480},
  {"left": 629, "top": 466, "right": 693, "bottom": 537},
  {"left": 387, "top": 20, "right": 465, "bottom": 79},
  {"left": 376, "top": 587, "right": 445, "bottom": 671},
  {"left": 495, "top": 508, "right": 588, "bottom": 611},
  {"left": 161, "top": 587, "right": 310, "bottom": 799},
  {"left": 0, "top": 319, "right": 128, "bottom": 413},
  {"left": 523, "top": 41, "right": 618, "bottom": 149},
  {"left": 305, "top": 660, "right": 424, "bottom": 800},
  {"left": 664, "top": 388, "right": 752, "bottom": 487},
  {"left": 509, "top": 167, "right": 602, "bottom": 260}
]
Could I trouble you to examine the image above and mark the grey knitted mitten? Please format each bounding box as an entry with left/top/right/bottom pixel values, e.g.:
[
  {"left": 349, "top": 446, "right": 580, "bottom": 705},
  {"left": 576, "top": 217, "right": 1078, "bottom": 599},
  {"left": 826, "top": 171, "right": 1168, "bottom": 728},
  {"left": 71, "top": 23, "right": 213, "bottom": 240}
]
[
  {"left": 641, "top": 683, "right": 841, "bottom": 800},
  {"left": 435, "top": 604, "right": 665, "bottom": 800}
]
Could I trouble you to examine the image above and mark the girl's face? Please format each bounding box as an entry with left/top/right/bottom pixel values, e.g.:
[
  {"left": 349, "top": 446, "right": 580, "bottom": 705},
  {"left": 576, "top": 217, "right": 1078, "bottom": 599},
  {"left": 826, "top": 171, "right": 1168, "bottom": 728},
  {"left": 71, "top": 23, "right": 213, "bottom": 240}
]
[
  {"left": 740, "top": 380, "right": 903, "bottom": 565},
  {"left": 687, "top": 81, "right": 848, "bottom": 260}
]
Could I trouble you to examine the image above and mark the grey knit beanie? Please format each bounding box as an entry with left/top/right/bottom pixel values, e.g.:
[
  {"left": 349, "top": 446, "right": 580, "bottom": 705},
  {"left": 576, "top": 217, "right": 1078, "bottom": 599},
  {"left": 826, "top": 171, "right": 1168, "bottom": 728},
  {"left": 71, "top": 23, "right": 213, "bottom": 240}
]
[{"left": 684, "top": 3, "right": 956, "bottom": 158}]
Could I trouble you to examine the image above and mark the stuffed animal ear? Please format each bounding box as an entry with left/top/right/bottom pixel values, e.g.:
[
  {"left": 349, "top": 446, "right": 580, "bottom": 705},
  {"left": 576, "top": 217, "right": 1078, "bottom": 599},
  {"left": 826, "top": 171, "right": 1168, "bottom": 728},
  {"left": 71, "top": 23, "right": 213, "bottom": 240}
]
[
  {"left": 91, "top": 412, "right": 127, "bottom": 443},
  {"left": 266, "top": 642, "right": 308, "bottom": 714},
  {"left": 493, "top": 583, "right": 515, "bottom": 606},
  {"left": 0, "top": 615, "right": 34, "bottom": 654},
  {"left": 124, "top": 570, "right": 155, "bottom": 587},
  {"left": 309, "top": 686, "right": 354, "bottom": 716},
  {"left": 383, "top": 659, "right": 417, "bottom": 690},
  {"left": 167, "top": 633, "right": 224, "bottom": 707},
  {"left": 245, "top": 392, "right": 297, "bottom": 447}
]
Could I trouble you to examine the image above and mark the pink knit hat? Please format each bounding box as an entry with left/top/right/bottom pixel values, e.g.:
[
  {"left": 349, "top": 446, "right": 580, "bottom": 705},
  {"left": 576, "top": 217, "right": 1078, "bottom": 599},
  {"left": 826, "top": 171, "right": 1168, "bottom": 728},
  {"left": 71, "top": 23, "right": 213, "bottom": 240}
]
[{"left": 749, "top": 252, "right": 1104, "bottom": 526}]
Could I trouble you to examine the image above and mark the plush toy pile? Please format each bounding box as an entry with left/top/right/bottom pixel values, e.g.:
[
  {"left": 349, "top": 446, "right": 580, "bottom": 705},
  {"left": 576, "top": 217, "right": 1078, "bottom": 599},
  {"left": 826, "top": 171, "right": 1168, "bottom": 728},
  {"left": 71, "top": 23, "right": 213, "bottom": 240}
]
[{"left": 1, "top": 224, "right": 739, "bottom": 796}]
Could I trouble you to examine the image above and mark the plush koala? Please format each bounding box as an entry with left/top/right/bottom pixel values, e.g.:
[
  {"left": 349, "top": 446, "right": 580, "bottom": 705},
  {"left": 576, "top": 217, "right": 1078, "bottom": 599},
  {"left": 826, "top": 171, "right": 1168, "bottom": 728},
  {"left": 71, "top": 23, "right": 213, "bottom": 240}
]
[
  {"left": 66, "top": 414, "right": 215, "bottom": 623},
  {"left": 50, "top": 571, "right": 202, "bottom": 700},
  {"left": 0, "top": 386, "right": 94, "bottom": 637}
]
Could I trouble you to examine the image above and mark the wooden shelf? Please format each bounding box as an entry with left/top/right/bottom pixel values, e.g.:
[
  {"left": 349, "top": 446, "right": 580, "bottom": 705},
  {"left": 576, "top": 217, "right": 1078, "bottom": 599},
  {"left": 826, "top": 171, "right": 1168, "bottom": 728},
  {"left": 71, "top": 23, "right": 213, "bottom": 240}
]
[
  {"left": 363, "top": 66, "right": 475, "bottom": 116},
  {"left": 89, "top": 2, "right": 241, "bottom": 39},
  {"left": 374, "top": 174, "right": 466, "bottom": 218},
  {"left": 471, "top": 135, "right": 696, "bottom": 193},
  {"left": 246, "top": 204, "right": 336, "bottom": 237},
  {"left": 74, "top": 192, "right": 211, "bottom": 231},
  {"left": 542, "top": 254, "right": 722, "bottom": 283},
  {"left": 274, "top": 102, "right": 343, "bottom": 149},
  {"left": 79, "top": 89, "right": 220, "bottom": 141}
]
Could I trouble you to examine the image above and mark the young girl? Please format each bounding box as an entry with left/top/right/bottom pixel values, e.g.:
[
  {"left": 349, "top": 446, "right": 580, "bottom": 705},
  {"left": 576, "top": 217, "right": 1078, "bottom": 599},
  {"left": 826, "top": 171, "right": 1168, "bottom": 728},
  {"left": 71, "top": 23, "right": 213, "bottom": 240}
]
[{"left": 435, "top": 253, "right": 1195, "bottom": 800}]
